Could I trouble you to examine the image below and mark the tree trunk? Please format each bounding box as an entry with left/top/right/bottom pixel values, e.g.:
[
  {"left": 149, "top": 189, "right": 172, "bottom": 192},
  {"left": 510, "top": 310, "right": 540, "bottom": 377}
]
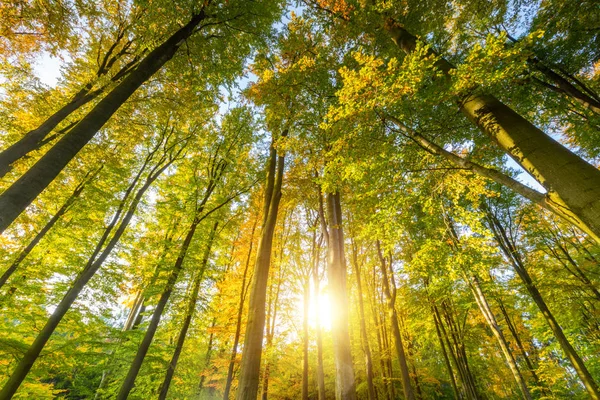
[
  {"left": 431, "top": 305, "right": 461, "bottom": 399},
  {"left": 158, "top": 222, "right": 218, "bottom": 400},
  {"left": 324, "top": 192, "right": 357, "bottom": 400},
  {"left": 198, "top": 317, "right": 218, "bottom": 393},
  {"left": 0, "top": 10, "right": 207, "bottom": 233},
  {"left": 376, "top": 241, "right": 415, "bottom": 400},
  {"left": 486, "top": 208, "right": 600, "bottom": 399},
  {"left": 223, "top": 217, "right": 258, "bottom": 400},
  {"left": 302, "top": 275, "right": 310, "bottom": 400},
  {"left": 467, "top": 274, "right": 532, "bottom": 400},
  {"left": 351, "top": 241, "right": 377, "bottom": 400},
  {"left": 313, "top": 239, "right": 327, "bottom": 400},
  {"left": 0, "top": 165, "right": 101, "bottom": 290},
  {"left": 0, "top": 153, "right": 169, "bottom": 399},
  {"left": 236, "top": 134, "right": 285, "bottom": 400},
  {"left": 384, "top": 20, "right": 600, "bottom": 242}
]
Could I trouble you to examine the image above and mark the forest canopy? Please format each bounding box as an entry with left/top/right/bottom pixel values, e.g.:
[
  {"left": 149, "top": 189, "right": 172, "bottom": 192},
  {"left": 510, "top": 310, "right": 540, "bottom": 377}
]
[{"left": 1, "top": 0, "right": 600, "bottom": 399}]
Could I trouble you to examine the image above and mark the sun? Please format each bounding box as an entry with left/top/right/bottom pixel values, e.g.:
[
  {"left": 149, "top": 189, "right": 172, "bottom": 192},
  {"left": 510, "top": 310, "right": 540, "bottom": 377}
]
[{"left": 298, "top": 288, "right": 332, "bottom": 331}]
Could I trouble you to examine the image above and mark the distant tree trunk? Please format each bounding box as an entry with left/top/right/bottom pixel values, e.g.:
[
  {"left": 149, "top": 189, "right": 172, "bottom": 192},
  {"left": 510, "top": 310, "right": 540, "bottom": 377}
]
[
  {"left": 322, "top": 192, "right": 357, "bottom": 400},
  {"left": 376, "top": 241, "right": 415, "bottom": 400},
  {"left": 158, "top": 222, "right": 218, "bottom": 400},
  {"left": 237, "top": 133, "right": 286, "bottom": 400},
  {"left": 302, "top": 274, "right": 310, "bottom": 400},
  {"left": 0, "top": 165, "right": 101, "bottom": 290},
  {"left": 351, "top": 240, "right": 377, "bottom": 400},
  {"left": 496, "top": 298, "right": 545, "bottom": 390},
  {"left": 0, "top": 10, "right": 208, "bottom": 233},
  {"left": 313, "top": 235, "right": 326, "bottom": 400},
  {"left": 117, "top": 169, "right": 226, "bottom": 400},
  {"left": 485, "top": 208, "right": 600, "bottom": 400},
  {"left": 223, "top": 217, "right": 258, "bottom": 400},
  {"left": 384, "top": 19, "right": 600, "bottom": 242},
  {"left": 0, "top": 147, "right": 174, "bottom": 399},
  {"left": 467, "top": 274, "right": 532, "bottom": 400},
  {"left": 198, "top": 317, "right": 218, "bottom": 393},
  {"left": 438, "top": 301, "right": 480, "bottom": 400},
  {"left": 431, "top": 304, "right": 460, "bottom": 399}
]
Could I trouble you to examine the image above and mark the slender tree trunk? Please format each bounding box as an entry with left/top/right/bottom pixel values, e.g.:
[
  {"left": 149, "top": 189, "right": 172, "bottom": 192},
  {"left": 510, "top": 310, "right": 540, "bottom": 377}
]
[
  {"left": 351, "top": 241, "right": 377, "bottom": 400},
  {"left": 237, "top": 134, "right": 285, "bottom": 400},
  {"left": 0, "top": 152, "right": 170, "bottom": 399},
  {"left": 325, "top": 192, "right": 357, "bottom": 400},
  {"left": 376, "top": 241, "right": 415, "bottom": 400},
  {"left": 302, "top": 275, "right": 310, "bottom": 400},
  {"left": 313, "top": 242, "right": 326, "bottom": 400},
  {"left": 0, "top": 165, "right": 101, "bottom": 290},
  {"left": 486, "top": 209, "right": 600, "bottom": 399},
  {"left": 431, "top": 305, "right": 461, "bottom": 399},
  {"left": 467, "top": 274, "right": 532, "bottom": 400},
  {"left": 0, "top": 10, "right": 207, "bottom": 233},
  {"left": 198, "top": 317, "right": 218, "bottom": 393},
  {"left": 223, "top": 217, "right": 258, "bottom": 400},
  {"left": 384, "top": 20, "right": 600, "bottom": 242},
  {"left": 158, "top": 222, "right": 218, "bottom": 400},
  {"left": 496, "top": 299, "right": 544, "bottom": 390},
  {"left": 530, "top": 58, "right": 600, "bottom": 115}
]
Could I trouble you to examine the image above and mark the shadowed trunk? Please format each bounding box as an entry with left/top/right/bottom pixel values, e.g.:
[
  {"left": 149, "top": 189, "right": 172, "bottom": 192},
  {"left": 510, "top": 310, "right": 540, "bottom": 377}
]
[
  {"left": 236, "top": 132, "right": 286, "bottom": 400},
  {"left": 0, "top": 10, "right": 207, "bottom": 233}
]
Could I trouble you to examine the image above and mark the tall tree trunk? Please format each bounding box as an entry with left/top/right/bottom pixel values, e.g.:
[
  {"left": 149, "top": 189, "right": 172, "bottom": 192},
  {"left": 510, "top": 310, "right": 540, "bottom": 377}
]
[
  {"left": 351, "top": 241, "right": 377, "bottom": 400},
  {"left": 376, "top": 241, "right": 415, "bottom": 400},
  {"left": 158, "top": 222, "right": 218, "bottom": 400},
  {"left": 0, "top": 10, "right": 208, "bottom": 233},
  {"left": 198, "top": 317, "right": 218, "bottom": 393},
  {"left": 384, "top": 20, "right": 600, "bottom": 242},
  {"left": 117, "top": 169, "right": 225, "bottom": 399},
  {"left": 0, "top": 165, "right": 102, "bottom": 290},
  {"left": 325, "top": 192, "right": 357, "bottom": 400},
  {"left": 313, "top": 239, "right": 326, "bottom": 400},
  {"left": 485, "top": 208, "right": 600, "bottom": 399},
  {"left": 0, "top": 149, "right": 173, "bottom": 399},
  {"left": 223, "top": 217, "right": 258, "bottom": 400},
  {"left": 237, "top": 133, "right": 286, "bottom": 400},
  {"left": 431, "top": 305, "right": 461, "bottom": 399},
  {"left": 496, "top": 298, "right": 545, "bottom": 391},
  {"left": 302, "top": 275, "right": 310, "bottom": 400},
  {"left": 467, "top": 274, "right": 532, "bottom": 400}
]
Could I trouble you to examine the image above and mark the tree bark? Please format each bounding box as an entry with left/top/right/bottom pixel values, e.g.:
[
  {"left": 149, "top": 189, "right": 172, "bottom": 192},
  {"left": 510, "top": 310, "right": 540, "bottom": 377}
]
[
  {"left": 0, "top": 165, "right": 102, "bottom": 290},
  {"left": 384, "top": 19, "right": 600, "bottom": 243},
  {"left": 236, "top": 134, "right": 285, "bottom": 400},
  {"left": 431, "top": 305, "right": 461, "bottom": 399},
  {"left": 0, "top": 10, "right": 207, "bottom": 233},
  {"left": 376, "top": 241, "right": 415, "bottom": 400},
  {"left": 158, "top": 221, "right": 218, "bottom": 400}
]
